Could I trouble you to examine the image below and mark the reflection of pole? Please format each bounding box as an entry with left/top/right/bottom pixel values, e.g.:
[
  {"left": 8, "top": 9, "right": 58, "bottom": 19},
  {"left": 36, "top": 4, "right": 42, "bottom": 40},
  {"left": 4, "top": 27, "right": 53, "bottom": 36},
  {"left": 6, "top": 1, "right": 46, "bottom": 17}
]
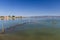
[{"left": 2, "top": 20, "right": 5, "bottom": 34}]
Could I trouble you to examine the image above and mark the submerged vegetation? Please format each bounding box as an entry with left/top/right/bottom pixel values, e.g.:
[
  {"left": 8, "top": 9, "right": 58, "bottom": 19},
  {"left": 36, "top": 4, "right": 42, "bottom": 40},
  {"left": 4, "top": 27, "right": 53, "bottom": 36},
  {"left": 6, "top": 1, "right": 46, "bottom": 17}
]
[
  {"left": 0, "top": 17, "right": 60, "bottom": 40},
  {"left": 0, "top": 27, "right": 60, "bottom": 40}
]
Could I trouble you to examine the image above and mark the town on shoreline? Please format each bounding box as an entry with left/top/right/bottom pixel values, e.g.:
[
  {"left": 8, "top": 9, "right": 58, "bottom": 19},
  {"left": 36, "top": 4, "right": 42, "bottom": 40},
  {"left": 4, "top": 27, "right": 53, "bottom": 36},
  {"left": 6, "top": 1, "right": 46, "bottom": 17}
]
[
  {"left": 0, "top": 16, "right": 27, "bottom": 20},
  {"left": 0, "top": 16, "right": 60, "bottom": 20}
]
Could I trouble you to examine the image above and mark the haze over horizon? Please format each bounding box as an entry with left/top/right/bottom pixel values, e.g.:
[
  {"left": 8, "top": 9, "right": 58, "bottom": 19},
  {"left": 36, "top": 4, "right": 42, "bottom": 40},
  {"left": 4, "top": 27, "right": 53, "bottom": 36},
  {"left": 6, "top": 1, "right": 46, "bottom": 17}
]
[{"left": 0, "top": 0, "right": 60, "bottom": 16}]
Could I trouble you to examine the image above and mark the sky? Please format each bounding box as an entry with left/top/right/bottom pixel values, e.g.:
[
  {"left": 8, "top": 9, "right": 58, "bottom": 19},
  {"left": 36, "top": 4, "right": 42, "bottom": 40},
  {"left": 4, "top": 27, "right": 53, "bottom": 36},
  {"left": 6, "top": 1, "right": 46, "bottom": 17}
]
[{"left": 0, "top": 0, "right": 60, "bottom": 16}]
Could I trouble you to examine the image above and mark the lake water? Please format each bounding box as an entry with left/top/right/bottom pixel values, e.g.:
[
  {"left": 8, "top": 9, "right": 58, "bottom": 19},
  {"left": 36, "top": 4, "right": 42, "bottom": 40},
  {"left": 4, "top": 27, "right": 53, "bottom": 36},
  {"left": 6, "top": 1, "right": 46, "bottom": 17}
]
[
  {"left": 0, "top": 17, "right": 60, "bottom": 40},
  {"left": 0, "top": 17, "right": 60, "bottom": 31}
]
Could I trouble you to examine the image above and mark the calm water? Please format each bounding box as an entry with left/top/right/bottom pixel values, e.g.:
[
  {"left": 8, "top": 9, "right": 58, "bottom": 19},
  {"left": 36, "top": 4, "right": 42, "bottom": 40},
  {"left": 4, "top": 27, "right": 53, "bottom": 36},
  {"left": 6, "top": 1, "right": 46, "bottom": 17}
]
[
  {"left": 0, "top": 18, "right": 60, "bottom": 31},
  {"left": 0, "top": 18, "right": 60, "bottom": 40}
]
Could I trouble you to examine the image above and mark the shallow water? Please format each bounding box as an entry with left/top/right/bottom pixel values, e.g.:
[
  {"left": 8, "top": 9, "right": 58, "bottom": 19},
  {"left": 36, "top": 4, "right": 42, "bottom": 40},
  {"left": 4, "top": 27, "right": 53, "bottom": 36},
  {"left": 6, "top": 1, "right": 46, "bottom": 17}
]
[
  {"left": 0, "top": 18, "right": 60, "bottom": 40},
  {"left": 0, "top": 18, "right": 60, "bottom": 30}
]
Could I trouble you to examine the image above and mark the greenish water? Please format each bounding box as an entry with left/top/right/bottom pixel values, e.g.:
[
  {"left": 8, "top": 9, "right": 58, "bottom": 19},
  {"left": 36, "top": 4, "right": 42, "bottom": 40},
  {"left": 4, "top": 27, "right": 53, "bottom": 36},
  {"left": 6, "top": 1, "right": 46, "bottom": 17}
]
[{"left": 0, "top": 18, "right": 60, "bottom": 40}]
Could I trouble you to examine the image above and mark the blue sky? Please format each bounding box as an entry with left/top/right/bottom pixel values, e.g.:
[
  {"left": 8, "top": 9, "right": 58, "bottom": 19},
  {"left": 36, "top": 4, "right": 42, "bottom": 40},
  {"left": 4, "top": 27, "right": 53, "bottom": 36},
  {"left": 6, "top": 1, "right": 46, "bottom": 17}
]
[{"left": 0, "top": 0, "right": 60, "bottom": 16}]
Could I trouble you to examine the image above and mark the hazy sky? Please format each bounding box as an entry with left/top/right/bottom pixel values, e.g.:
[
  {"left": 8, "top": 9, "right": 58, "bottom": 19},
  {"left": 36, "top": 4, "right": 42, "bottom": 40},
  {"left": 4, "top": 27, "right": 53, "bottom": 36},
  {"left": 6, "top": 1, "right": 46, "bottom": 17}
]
[{"left": 0, "top": 0, "right": 60, "bottom": 16}]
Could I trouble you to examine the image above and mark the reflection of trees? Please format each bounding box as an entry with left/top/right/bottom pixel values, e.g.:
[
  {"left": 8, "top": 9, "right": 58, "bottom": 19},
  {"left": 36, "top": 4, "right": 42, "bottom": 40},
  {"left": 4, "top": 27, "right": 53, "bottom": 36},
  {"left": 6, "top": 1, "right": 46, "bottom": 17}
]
[
  {"left": 0, "top": 16, "right": 4, "bottom": 20},
  {"left": 12, "top": 15, "right": 15, "bottom": 20}
]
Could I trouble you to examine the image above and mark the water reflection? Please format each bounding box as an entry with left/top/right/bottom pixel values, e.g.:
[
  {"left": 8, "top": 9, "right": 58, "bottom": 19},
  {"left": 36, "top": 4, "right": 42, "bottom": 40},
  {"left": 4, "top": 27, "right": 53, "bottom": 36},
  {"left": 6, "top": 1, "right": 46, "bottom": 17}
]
[
  {"left": 0, "top": 17, "right": 60, "bottom": 40},
  {"left": 4, "top": 17, "right": 60, "bottom": 31}
]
